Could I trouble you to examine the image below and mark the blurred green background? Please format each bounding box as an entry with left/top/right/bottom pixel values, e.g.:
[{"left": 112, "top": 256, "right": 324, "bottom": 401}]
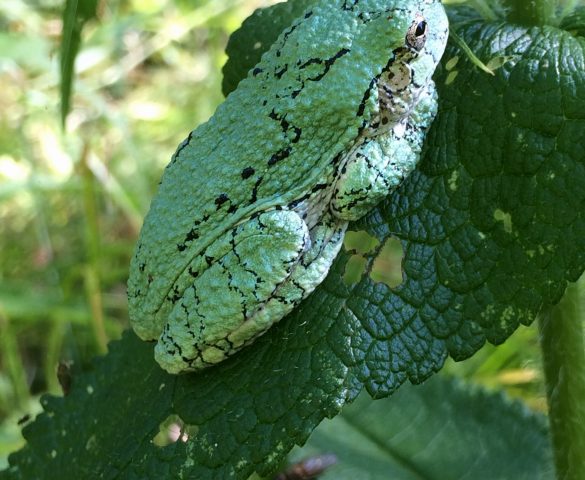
[{"left": 0, "top": 0, "right": 546, "bottom": 467}]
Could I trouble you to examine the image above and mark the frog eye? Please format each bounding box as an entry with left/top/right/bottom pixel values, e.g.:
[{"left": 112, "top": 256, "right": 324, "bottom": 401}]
[
  {"left": 415, "top": 20, "right": 427, "bottom": 37},
  {"left": 406, "top": 16, "right": 428, "bottom": 51}
]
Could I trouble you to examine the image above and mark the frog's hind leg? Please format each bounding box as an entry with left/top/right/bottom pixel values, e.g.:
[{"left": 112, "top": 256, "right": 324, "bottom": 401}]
[
  {"left": 230, "top": 213, "right": 346, "bottom": 350},
  {"left": 155, "top": 209, "right": 311, "bottom": 374},
  {"left": 330, "top": 127, "right": 421, "bottom": 222}
]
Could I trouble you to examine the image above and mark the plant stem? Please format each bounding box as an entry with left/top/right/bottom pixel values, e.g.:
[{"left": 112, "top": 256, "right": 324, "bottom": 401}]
[
  {"left": 538, "top": 279, "right": 585, "bottom": 480},
  {"left": 80, "top": 142, "right": 108, "bottom": 354},
  {"left": 0, "top": 312, "right": 30, "bottom": 410},
  {"left": 506, "top": 0, "right": 558, "bottom": 25}
]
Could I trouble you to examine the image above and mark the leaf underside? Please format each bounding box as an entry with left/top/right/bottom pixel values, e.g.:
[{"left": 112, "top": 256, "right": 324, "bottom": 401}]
[
  {"left": 293, "top": 376, "right": 553, "bottom": 480},
  {"left": 3, "top": 4, "right": 584, "bottom": 479}
]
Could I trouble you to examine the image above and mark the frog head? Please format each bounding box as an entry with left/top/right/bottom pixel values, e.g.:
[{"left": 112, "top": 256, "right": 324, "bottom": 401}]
[{"left": 356, "top": 0, "right": 450, "bottom": 133}]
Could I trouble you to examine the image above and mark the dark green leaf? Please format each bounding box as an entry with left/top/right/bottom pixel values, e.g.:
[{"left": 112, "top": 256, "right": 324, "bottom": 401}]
[
  {"left": 60, "top": 0, "right": 99, "bottom": 126},
  {"left": 291, "top": 376, "right": 553, "bottom": 480},
  {"left": 4, "top": 4, "right": 584, "bottom": 479}
]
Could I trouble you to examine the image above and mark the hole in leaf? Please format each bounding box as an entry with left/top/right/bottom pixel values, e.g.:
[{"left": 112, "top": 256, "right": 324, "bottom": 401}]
[
  {"left": 153, "top": 414, "right": 198, "bottom": 447},
  {"left": 343, "top": 230, "right": 380, "bottom": 285},
  {"left": 344, "top": 230, "right": 380, "bottom": 254},
  {"left": 343, "top": 254, "right": 368, "bottom": 285},
  {"left": 370, "top": 236, "right": 404, "bottom": 288}
]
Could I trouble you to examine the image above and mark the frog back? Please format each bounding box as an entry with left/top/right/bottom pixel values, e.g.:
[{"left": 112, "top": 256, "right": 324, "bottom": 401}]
[{"left": 128, "top": 0, "right": 432, "bottom": 336}]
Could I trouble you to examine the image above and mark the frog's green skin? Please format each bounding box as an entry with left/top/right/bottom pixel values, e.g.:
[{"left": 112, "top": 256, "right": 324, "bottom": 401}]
[{"left": 128, "top": 0, "right": 449, "bottom": 374}]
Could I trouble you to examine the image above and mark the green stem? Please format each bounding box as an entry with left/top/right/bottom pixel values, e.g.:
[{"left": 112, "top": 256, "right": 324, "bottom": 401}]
[
  {"left": 538, "top": 279, "right": 585, "bottom": 480},
  {"left": 450, "top": 31, "right": 496, "bottom": 75},
  {"left": 506, "top": 0, "right": 558, "bottom": 25},
  {"left": 0, "top": 312, "right": 30, "bottom": 410},
  {"left": 80, "top": 142, "right": 108, "bottom": 353}
]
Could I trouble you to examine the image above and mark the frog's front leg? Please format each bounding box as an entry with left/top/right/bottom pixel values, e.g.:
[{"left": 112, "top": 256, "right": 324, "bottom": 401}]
[
  {"left": 331, "top": 123, "right": 425, "bottom": 222},
  {"left": 331, "top": 82, "right": 438, "bottom": 222},
  {"left": 154, "top": 209, "right": 344, "bottom": 374}
]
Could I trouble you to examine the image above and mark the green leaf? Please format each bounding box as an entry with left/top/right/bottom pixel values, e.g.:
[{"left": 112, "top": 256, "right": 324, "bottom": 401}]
[
  {"left": 291, "top": 376, "right": 553, "bottom": 480},
  {"left": 60, "top": 0, "right": 99, "bottom": 126},
  {"left": 4, "top": 4, "right": 585, "bottom": 479}
]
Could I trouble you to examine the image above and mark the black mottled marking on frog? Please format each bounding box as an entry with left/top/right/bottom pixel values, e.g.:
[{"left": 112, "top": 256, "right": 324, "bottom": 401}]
[
  {"left": 357, "top": 77, "right": 378, "bottom": 117},
  {"left": 291, "top": 279, "right": 308, "bottom": 299},
  {"left": 381, "top": 69, "right": 411, "bottom": 94},
  {"left": 269, "top": 109, "right": 303, "bottom": 144},
  {"left": 214, "top": 193, "right": 229, "bottom": 209},
  {"left": 356, "top": 46, "right": 414, "bottom": 136},
  {"left": 289, "top": 48, "right": 351, "bottom": 98},
  {"left": 229, "top": 231, "right": 241, "bottom": 264},
  {"left": 359, "top": 152, "right": 390, "bottom": 188},
  {"left": 180, "top": 228, "right": 200, "bottom": 249},
  {"left": 225, "top": 269, "right": 242, "bottom": 296},
  {"left": 297, "top": 57, "right": 321, "bottom": 69},
  {"left": 355, "top": 47, "right": 401, "bottom": 119},
  {"left": 273, "top": 8, "right": 318, "bottom": 60},
  {"left": 168, "top": 285, "right": 181, "bottom": 304},
  {"left": 268, "top": 146, "right": 292, "bottom": 167},
  {"left": 172, "top": 130, "right": 194, "bottom": 163},
  {"left": 331, "top": 150, "right": 392, "bottom": 215},
  {"left": 188, "top": 267, "right": 199, "bottom": 278},
  {"left": 301, "top": 48, "right": 351, "bottom": 82},
  {"left": 282, "top": 23, "right": 299, "bottom": 43},
  {"left": 291, "top": 126, "right": 302, "bottom": 143},
  {"left": 223, "top": 336, "right": 235, "bottom": 351},
  {"left": 205, "top": 256, "right": 214, "bottom": 267},
  {"left": 287, "top": 191, "right": 312, "bottom": 209},
  {"left": 342, "top": 0, "right": 359, "bottom": 11},
  {"left": 252, "top": 67, "right": 263, "bottom": 76},
  {"left": 250, "top": 176, "right": 264, "bottom": 204},
  {"left": 311, "top": 183, "right": 328, "bottom": 193},
  {"left": 180, "top": 216, "right": 209, "bottom": 248},
  {"left": 166, "top": 336, "right": 190, "bottom": 364},
  {"left": 275, "top": 64, "right": 288, "bottom": 79},
  {"left": 357, "top": 11, "right": 381, "bottom": 23},
  {"left": 330, "top": 152, "right": 344, "bottom": 166}
]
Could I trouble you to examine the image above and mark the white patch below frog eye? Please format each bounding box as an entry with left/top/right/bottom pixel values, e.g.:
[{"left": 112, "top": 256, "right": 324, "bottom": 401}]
[{"left": 393, "top": 121, "right": 406, "bottom": 138}]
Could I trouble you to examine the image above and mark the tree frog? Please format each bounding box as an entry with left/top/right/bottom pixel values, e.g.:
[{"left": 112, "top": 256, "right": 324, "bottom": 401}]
[{"left": 128, "top": 0, "right": 449, "bottom": 374}]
